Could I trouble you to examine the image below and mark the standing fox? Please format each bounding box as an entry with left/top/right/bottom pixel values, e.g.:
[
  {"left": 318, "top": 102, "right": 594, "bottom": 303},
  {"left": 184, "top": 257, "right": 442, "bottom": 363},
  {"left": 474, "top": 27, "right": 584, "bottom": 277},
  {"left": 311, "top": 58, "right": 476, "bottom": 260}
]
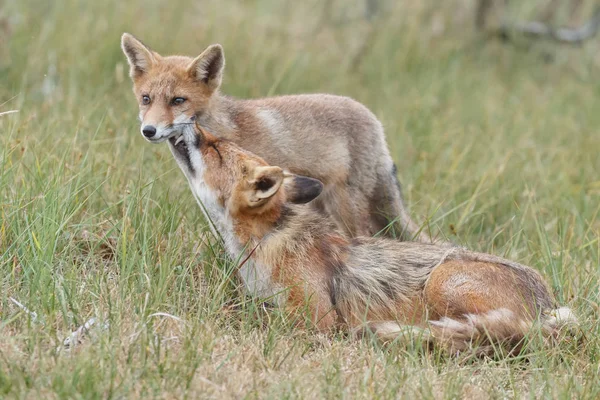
[
  {"left": 159, "top": 120, "right": 576, "bottom": 353},
  {"left": 120, "top": 33, "right": 435, "bottom": 242}
]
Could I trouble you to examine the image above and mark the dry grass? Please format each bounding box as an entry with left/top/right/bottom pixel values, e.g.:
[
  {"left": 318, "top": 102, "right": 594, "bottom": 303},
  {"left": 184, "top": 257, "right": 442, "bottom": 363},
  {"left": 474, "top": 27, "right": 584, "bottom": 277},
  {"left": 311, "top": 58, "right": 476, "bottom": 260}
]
[{"left": 1, "top": 0, "right": 599, "bottom": 398}]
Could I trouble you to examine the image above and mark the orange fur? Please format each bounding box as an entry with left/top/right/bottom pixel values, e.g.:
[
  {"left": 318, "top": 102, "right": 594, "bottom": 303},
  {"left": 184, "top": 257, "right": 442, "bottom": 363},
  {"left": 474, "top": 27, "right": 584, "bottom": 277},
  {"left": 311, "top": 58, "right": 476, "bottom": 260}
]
[{"left": 424, "top": 260, "right": 548, "bottom": 321}]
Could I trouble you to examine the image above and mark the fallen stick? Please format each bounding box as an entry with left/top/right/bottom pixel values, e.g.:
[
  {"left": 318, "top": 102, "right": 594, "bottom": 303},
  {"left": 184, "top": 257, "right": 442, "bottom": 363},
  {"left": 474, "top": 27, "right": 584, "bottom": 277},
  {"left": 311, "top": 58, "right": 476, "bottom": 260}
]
[
  {"left": 9, "top": 296, "right": 40, "bottom": 323},
  {"left": 499, "top": 6, "right": 600, "bottom": 44},
  {"left": 59, "top": 317, "right": 110, "bottom": 352}
]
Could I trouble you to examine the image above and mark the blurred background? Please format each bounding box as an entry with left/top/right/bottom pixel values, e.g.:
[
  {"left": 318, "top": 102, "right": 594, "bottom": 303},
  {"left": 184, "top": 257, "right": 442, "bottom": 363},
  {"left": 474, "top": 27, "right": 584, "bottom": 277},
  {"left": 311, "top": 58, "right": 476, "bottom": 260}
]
[{"left": 1, "top": 1, "right": 599, "bottom": 397}]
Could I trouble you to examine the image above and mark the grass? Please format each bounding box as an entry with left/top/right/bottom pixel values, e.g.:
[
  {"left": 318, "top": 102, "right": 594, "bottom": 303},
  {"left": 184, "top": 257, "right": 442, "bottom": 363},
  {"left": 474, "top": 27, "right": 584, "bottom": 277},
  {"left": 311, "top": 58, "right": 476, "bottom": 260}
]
[{"left": 1, "top": 0, "right": 599, "bottom": 398}]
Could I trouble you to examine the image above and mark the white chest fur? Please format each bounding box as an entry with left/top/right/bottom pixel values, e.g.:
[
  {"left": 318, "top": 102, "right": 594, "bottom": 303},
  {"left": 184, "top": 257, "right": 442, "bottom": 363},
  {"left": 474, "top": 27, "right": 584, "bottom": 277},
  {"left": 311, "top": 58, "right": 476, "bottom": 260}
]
[
  {"left": 171, "top": 140, "right": 286, "bottom": 305},
  {"left": 192, "top": 191, "right": 286, "bottom": 305}
]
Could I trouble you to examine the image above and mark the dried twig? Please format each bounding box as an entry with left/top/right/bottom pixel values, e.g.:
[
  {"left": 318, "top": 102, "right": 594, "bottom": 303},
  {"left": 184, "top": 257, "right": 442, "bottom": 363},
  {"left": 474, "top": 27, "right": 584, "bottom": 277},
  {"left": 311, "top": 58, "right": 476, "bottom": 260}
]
[
  {"left": 59, "top": 317, "right": 110, "bottom": 352},
  {"left": 0, "top": 109, "right": 18, "bottom": 117},
  {"left": 501, "top": 6, "right": 600, "bottom": 44},
  {"left": 9, "top": 296, "right": 41, "bottom": 323}
]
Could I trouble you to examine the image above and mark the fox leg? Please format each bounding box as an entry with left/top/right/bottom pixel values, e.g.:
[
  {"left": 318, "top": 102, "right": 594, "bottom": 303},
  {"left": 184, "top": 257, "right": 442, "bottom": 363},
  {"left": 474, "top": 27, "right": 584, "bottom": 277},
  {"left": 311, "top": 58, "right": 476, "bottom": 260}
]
[
  {"left": 284, "top": 281, "right": 340, "bottom": 332},
  {"left": 368, "top": 163, "right": 438, "bottom": 243},
  {"left": 351, "top": 321, "right": 433, "bottom": 345},
  {"left": 423, "top": 260, "right": 553, "bottom": 320},
  {"left": 422, "top": 260, "right": 556, "bottom": 353}
]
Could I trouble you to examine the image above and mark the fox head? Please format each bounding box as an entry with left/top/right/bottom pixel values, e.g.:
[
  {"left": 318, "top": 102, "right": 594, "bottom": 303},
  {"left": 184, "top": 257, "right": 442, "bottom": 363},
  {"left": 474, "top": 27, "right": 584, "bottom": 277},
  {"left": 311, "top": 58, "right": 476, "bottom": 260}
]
[
  {"left": 169, "top": 121, "right": 323, "bottom": 232},
  {"left": 121, "top": 33, "right": 225, "bottom": 143}
]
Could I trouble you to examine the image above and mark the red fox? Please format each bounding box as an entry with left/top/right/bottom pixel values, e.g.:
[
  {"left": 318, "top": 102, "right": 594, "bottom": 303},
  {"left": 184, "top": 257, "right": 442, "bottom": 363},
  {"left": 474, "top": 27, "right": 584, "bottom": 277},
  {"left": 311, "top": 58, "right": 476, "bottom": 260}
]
[
  {"left": 120, "top": 33, "right": 439, "bottom": 242},
  {"left": 159, "top": 120, "right": 577, "bottom": 354}
]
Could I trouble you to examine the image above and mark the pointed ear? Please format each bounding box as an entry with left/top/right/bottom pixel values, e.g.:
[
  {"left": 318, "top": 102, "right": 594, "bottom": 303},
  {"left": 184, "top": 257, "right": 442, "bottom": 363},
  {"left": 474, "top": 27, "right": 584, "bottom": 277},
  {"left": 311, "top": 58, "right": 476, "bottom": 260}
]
[
  {"left": 121, "top": 33, "right": 156, "bottom": 79},
  {"left": 246, "top": 166, "right": 284, "bottom": 207},
  {"left": 284, "top": 173, "right": 324, "bottom": 204},
  {"left": 186, "top": 44, "right": 225, "bottom": 91}
]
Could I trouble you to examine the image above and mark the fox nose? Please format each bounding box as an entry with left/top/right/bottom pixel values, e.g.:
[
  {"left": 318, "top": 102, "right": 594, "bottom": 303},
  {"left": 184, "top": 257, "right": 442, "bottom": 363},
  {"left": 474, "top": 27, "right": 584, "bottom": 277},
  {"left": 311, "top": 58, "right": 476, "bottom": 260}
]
[{"left": 142, "top": 125, "right": 157, "bottom": 138}]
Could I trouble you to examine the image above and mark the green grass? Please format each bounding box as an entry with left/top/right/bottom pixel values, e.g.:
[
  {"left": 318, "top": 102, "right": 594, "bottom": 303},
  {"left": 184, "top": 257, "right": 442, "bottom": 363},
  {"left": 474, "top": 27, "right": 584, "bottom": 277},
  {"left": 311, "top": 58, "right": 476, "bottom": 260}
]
[{"left": 1, "top": 0, "right": 599, "bottom": 398}]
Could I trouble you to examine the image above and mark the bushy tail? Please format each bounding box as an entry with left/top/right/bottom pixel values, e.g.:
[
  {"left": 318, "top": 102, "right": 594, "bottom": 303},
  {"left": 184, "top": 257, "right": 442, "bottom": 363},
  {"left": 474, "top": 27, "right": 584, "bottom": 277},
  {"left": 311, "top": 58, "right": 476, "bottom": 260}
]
[
  {"left": 428, "top": 307, "right": 578, "bottom": 355},
  {"left": 541, "top": 306, "right": 579, "bottom": 337},
  {"left": 361, "top": 307, "right": 578, "bottom": 356}
]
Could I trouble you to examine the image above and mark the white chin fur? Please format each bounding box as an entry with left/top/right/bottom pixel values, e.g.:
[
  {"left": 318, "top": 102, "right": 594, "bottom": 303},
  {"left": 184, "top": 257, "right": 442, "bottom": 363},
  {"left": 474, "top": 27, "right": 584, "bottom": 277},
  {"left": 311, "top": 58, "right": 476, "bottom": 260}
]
[{"left": 144, "top": 135, "right": 169, "bottom": 144}]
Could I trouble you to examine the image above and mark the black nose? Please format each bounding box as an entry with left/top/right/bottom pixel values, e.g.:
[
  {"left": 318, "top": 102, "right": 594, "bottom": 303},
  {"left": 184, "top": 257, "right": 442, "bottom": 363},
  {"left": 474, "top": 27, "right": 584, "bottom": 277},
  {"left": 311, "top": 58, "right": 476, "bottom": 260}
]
[{"left": 142, "top": 125, "right": 157, "bottom": 138}]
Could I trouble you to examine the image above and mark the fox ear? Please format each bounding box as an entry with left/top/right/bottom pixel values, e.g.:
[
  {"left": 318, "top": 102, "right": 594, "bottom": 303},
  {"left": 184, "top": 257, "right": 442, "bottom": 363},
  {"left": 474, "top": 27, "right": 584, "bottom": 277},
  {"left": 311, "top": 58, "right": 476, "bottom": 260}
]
[
  {"left": 246, "top": 166, "right": 284, "bottom": 207},
  {"left": 187, "top": 44, "right": 225, "bottom": 91},
  {"left": 284, "top": 174, "right": 324, "bottom": 204},
  {"left": 121, "top": 33, "right": 156, "bottom": 79}
]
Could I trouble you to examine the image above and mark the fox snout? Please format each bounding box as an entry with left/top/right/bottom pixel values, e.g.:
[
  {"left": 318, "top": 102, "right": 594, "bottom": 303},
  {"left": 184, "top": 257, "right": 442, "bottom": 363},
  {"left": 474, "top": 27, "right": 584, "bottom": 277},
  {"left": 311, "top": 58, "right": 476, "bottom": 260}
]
[
  {"left": 138, "top": 120, "right": 187, "bottom": 143},
  {"left": 139, "top": 123, "right": 172, "bottom": 143},
  {"left": 138, "top": 106, "right": 196, "bottom": 143},
  {"left": 142, "top": 125, "right": 157, "bottom": 138}
]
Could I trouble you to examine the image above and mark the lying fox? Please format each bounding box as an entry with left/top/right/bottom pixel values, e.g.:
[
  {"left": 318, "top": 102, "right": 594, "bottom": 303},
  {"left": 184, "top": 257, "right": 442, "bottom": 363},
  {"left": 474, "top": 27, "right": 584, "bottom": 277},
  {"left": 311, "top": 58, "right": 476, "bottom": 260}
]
[
  {"left": 120, "top": 33, "right": 435, "bottom": 242},
  {"left": 163, "top": 121, "right": 576, "bottom": 353}
]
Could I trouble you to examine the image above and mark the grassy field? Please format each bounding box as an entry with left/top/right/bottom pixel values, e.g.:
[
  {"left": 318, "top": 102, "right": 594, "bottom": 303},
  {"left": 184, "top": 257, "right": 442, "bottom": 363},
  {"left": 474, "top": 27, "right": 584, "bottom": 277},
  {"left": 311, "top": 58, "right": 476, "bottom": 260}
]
[{"left": 1, "top": 0, "right": 599, "bottom": 398}]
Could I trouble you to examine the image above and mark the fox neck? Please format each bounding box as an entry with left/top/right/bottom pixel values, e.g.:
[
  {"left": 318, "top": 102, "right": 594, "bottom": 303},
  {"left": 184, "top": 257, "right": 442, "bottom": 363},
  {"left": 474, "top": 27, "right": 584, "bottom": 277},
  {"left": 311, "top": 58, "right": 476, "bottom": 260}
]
[
  {"left": 242, "top": 204, "right": 350, "bottom": 265},
  {"left": 196, "top": 94, "right": 240, "bottom": 138},
  {"left": 187, "top": 174, "right": 244, "bottom": 259},
  {"left": 231, "top": 203, "right": 289, "bottom": 245}
]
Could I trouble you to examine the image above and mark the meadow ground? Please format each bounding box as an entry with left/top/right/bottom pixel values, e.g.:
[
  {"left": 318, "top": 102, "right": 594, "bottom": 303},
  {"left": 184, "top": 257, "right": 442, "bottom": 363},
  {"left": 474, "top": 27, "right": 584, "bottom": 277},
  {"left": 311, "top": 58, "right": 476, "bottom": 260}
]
[{"left": 1, "top": 0, "right": 599, "bottom": 398}]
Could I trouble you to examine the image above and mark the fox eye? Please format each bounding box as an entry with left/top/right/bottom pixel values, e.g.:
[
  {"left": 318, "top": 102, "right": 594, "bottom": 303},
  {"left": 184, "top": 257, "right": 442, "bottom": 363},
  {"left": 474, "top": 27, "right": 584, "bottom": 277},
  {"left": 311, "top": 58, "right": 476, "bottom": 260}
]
[
  {"left": 171, "top": 97, "right": 186, "bottom": 106},
  {"left": 142, "top": 95, "right": 151, "bottom": 105}
]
